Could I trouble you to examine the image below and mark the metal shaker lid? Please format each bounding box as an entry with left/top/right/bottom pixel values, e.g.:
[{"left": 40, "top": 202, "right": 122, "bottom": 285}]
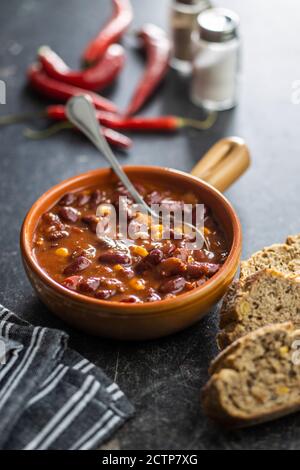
[
  {"left": 174, "top": 0, "right": 211, "bottom": 7},
  {"left": 197, "top": 8, "right": 239, "bottom": 42}
]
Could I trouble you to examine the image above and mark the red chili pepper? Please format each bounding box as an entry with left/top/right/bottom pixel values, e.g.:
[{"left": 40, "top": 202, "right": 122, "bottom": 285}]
[
  {"left": 38, "top": 44, "right": 125, "bottom": 91},
  {"left": 125, "top": 24, "right": 171, "bottom": 116},
  {"left": 100, "top": 127, "right": 132, "bottom": 149},
  {"left": 82, "top": 0, "right": 133, "bottom": 66},
  {"left": 45, "top": 105, "right": 216, "bottom": 131},
  {"left": 27, "top": 64, "right": 118, "bottom": 113},
  {"left": 0, "top": 104, "right": 217, "bottom": 133}
]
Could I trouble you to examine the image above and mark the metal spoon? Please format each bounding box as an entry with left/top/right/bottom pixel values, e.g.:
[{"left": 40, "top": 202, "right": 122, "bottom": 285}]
[{"left": 66, "top": 95, "right": 208, "bottom": 248}]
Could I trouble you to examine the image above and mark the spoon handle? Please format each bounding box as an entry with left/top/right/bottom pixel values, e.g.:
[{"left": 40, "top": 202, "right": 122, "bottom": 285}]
[{"left": 66, "top": 95, "right": 151, "bottom": 211}]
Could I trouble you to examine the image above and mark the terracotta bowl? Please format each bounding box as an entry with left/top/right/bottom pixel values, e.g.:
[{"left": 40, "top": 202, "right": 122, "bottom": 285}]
[{"left": 20, "top": 164, "right": 242, "bottom": 340}]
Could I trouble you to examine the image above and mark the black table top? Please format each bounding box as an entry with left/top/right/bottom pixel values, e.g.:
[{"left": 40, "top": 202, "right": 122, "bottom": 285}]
[{"left": 1, "top": 0, "right": 299, "bottom": 450}]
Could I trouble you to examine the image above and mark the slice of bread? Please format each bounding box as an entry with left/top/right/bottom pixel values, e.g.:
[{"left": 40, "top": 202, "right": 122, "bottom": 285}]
[
  {"left": 286, "top": 233, "right": 300, "bottom": 251},
  {"left": 202, "top": 323, "right": 300, "bottom": 428},
  {"left": 240, "top": 233, "right": 300, "bottom": 279},
  {"left": 218, "top": 269, "right": 300, "bottom": 349}
]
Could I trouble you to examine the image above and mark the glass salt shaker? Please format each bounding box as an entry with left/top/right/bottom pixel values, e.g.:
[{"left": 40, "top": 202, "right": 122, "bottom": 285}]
[
  {"left": 170, "top": 0, "right": 211, "bottom": 74},
  {"left": 190, "top": 8, "right": 240, "bottom": 111}
]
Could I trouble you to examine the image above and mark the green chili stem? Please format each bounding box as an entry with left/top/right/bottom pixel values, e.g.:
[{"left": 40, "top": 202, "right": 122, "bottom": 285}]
[{"left": 23, "top": 121, "right": 72, "bottom": 140}]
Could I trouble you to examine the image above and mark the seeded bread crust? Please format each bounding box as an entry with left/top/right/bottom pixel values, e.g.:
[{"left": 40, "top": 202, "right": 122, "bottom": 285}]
[
  {"left": 218, "top": 269, "right": 300, "bottom": 349},
  {"left": 202, "top": 323, "right": 300, "bottom": 428},
  {"left": 240, "top": 234, "right": 300, "bottom": 280},
  {"left": 286, "top": 233, "right": 300, "bottom": 248}
]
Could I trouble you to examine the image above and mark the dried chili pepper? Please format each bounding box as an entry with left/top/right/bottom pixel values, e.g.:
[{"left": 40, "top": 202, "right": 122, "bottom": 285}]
[
  {"left": 0, "top": 104, "right": 217, "bottom": 131},
  {"left": 38, "top": 44, "right": 125, "bottom": 91},
  {"left": 125, "top": 24, "right": 171, "bottom": 116},
  {"left": 83, "top": 0, "right": 133, "bottom": 65},
  {"left": 27, "top": 64, "right": 118, "bottom": 113}
]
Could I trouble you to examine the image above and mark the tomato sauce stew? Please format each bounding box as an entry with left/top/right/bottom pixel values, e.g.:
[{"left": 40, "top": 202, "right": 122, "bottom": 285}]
[{"left": 33, "top": 180, "right": 229, "bottom": 303}]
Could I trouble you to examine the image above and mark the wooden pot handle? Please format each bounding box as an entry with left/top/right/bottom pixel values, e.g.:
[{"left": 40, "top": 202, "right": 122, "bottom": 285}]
[{"left": 191, "top": 137, "right": 251, "bottom": 193}]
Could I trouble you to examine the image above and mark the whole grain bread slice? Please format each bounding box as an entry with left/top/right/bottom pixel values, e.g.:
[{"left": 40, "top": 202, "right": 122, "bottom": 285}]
[
  {"left": 240, "top": 233, "right": 300, "bottom": 279},
  {"left": 202, "top": 323, "right": 300, "bottom": 428},
  {"left": 286, "top": 233, "right": 300, "bottom": 251},
  {"left": 218, "top": 269, "right": 300, "bottom": 349}
]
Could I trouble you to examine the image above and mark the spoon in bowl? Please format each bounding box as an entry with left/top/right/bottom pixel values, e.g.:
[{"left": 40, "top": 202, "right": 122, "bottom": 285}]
[{"left": 66, "top": 95, "right": 208, "bottom": 248}]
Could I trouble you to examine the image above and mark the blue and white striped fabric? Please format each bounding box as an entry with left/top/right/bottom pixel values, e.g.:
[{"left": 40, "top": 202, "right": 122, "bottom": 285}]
[{"left": 0, "top": 304, "right": 134, "bottom": 450}]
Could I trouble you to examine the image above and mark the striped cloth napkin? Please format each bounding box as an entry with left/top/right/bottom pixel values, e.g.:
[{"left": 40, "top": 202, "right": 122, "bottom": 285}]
[{"left": 0, "top": 304, "right": 134, "bottom": 450}]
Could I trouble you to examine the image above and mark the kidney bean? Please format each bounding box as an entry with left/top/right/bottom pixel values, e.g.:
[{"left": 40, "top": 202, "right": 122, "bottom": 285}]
[
  {"left": 116, "top": 182, "right": 146, "bottom": 199},
  {"left": 76, "top": 192, "right": 91, "bottom": 207},
  {"left": 58, "top": 192, "right": 77, "bottom": 206},
  {"left": 78, "top": 277, "right": 101, "bottom": 293},
  {"left": 99, "top": 277, "right": 124, "bottom": 292},
  {"left": 97, "top": 237, "right": 117, "bottom": 250},
  {"left": 58, "top": 206, "right": 80, "bottom": 223},
  {"left": 193, "top": 249, "right": 218, "bottom": 263},
  {"left": 118, "top": 267, "right": 135, "bottom": 279},
  {"left": 145, "top": 190, "right": 163, "bottom": 205},
  {"left": 90, "top": 189, "right": 107, "bottom": 207},
  {"left": 147, "top": 249, "right": 164, "bottom": 265},
  {"left": 45, "top": 226, "right": 69, "bottom": 241},
  {"left": 42, "top": 212, "right": 63, "bottom": 228},
  {"left": 62, "top": 275, "right": 83, "bottom": 291},
  {"left": 95, "top": 289, "right": 115, "bottom": 300},
  {"left": 135, "top": 248, "right": 164, "bottom": 274},
  {"left": 146, "top": 289, "right": 161, "bottom": 302},
  {"left": 63, "top": 256, "right": 91, "bottom": 276},
  {"left": 158, "top": 257, "right": 186, "bottom": 277},
  {"left": 172, "top": 247, "right": 189, "bottom": 262},
  {"left": 162, "top": 241, "right": 176, "bottom": 257},
  {"left": 159, "top": 276, "right": 186, "bottom": 294},
  {"left": 186, "top": 262, "right": 220, "bottom": 279},
  {"left": 120, "top": 295, "right": 141, "bottom": 303},
  {"left": 73, "top": 246, "right": 97, "bottom": 259},
  {"left": 82, "top": 215, "right": 99, "bottom": 233},
  {"left": 99, "top": 251, "right": 131, "bottom": 265}
]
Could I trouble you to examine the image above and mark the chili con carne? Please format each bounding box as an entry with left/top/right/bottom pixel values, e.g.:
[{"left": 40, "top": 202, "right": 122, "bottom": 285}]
[{"left": 33, "top": 180, "right": 229, "bottom": 303}]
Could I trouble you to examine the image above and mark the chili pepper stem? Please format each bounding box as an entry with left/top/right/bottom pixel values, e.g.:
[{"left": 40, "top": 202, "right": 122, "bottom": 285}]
[
  {"left": 178, "top": 112, "right": 218, "bottom": 130},
  {"left": 0, "top": 111, "right": 47, "bottom": 126},
  {"left": 23, "top": 121, "right": 72, "bottom": 140}
]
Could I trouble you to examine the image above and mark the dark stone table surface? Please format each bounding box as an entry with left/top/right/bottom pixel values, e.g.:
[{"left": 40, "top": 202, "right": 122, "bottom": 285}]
[{"left": 0, "top": 0, "right": 299, "bottom": 450}]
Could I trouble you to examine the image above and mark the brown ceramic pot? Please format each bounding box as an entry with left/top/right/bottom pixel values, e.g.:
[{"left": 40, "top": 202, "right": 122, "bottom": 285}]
[{"left": 20, "top": 137, "right": 250, "bottom": 340}]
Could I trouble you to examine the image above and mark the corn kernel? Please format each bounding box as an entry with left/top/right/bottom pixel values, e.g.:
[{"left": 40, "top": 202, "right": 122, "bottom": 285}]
[
  {"left": 204, "top": 227, "right": 211, "bottom": 236},
  {"left": 114, "top": 264, "right": 124, "bottom": 272},
  {"left": 188, "top": 255, "right": 194, "bottom": 263},
  {"left": 279, "top": 346, "right": 289, "bottom": 357},
  {"left": 132, "top": 245, "right": 149, "bottom": 257},
  {"left": 55, "top": 247, "right": 69, "bottom": 257},
  {"left": 129, "top": 278, "right": 146, "bottom": 291},
  {"left": 276, "top": 386, "right": 290, "bottom": 396},
  {"left": 151, "top": 224, "right": 163, "bottom": 240}
]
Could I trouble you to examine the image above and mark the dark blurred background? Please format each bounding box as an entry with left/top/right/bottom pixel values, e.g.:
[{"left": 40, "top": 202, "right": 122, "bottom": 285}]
[{"left": 0, "top": 0, "right": 300, "bottom": 449}]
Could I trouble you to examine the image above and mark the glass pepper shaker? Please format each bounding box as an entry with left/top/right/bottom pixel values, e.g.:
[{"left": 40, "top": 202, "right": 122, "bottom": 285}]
[
  {"left": 170, "top": 0, "right": 212, "bottom": 74},
  {"left": 190, "top": 8, "right": 240, "bottom": 110}
]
